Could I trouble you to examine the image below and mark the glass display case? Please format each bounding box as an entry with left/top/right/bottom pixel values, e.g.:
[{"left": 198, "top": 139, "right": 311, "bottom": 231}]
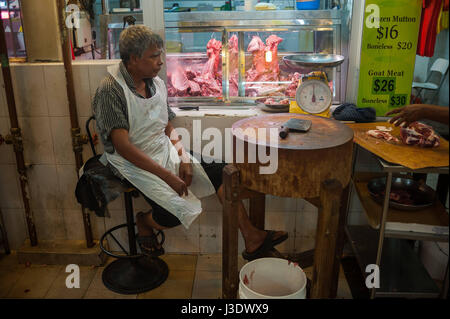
[{"left": 164, "top": 9, "right": 350, "bottom": 106}]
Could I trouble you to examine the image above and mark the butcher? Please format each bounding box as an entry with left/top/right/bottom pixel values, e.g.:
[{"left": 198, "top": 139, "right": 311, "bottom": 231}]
[
  {"left": 386, "top": 104, "right": 449, "bottom": 127},
  {"left": 92, "top": 25, "right": 287, "bottom": 260}
]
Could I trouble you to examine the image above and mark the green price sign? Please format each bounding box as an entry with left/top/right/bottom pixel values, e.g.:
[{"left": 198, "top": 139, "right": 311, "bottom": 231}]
[
  {"left": 372, "top": 77, "right": 396, "bottom": 95},
  {"left": 389, "top": 94, "right": 409, "bottom": 107},
  {"left": 357, "top": 0, "right": 422, "bottom": 116}
]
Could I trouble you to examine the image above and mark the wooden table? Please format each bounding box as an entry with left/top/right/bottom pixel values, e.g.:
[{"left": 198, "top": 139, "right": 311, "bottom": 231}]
[{"left": 222, "top": 114, "right": 354, "bottom": 299}]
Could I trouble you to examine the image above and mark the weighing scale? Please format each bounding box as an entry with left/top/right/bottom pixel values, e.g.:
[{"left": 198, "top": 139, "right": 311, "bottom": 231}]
[{"left": 283, "top": 54, "right": 345, "bottom": 117}]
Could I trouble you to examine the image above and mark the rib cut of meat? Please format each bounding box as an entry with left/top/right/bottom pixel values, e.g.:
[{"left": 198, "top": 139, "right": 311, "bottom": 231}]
[
  {"left": 367, "top": 130, "right": 401, "bottom": 143},
  {"left": 400, "top": 122, "right": 440, "bottom": 147}
]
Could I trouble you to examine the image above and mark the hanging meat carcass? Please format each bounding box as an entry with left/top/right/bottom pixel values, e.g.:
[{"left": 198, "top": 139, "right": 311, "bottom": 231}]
[{"left": 167, "top": 38, "right": 223, "bottom": 97}]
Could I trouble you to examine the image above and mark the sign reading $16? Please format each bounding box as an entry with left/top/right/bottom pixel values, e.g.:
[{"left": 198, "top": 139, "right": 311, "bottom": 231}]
[{"left": 357, "top": 0, "right": 422, "bottom": 116}]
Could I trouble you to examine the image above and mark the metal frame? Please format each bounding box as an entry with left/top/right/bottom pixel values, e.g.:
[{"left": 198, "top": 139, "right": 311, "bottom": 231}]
[
  {"left": 346, "top": 144, "right": 449, "bottom": 299},
  {"left": 99, "top": 10, "right": 348, "bottom": 103}
]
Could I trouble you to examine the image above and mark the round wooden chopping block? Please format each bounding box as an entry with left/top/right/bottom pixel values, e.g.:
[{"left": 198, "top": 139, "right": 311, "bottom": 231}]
[{"left": 231, "top": 114, "right": 354, "bottom": 198}]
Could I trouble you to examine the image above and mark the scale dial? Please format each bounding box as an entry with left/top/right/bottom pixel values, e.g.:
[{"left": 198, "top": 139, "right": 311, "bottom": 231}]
[{"left": 295, "top": 79, "right": 332, "bottom": 114}]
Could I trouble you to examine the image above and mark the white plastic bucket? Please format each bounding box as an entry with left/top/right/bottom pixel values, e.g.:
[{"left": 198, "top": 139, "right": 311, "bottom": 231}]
[{"left": 239, "top": 258, "right": 307, "bottom": 299}]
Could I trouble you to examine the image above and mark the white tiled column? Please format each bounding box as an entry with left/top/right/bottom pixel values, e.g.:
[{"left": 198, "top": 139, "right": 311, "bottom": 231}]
[{"left": 142, "top": 0, "right": 167, "bottom": 83}]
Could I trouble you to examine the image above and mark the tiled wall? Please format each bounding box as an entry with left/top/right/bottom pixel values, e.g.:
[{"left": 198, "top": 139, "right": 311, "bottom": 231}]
[{"left": 0, "top": 61, "right": 372, "bottom": 254}]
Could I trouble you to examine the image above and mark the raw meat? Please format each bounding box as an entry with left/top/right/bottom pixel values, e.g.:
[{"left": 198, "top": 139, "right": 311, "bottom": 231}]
[
  {"left": 376, "top": 126, "right": 393, "bottom": 132},
  {"left": 246, "top": 35, "right": 283, "bottom": 83},
  {"left": 381, "top": 189, "right": 414, "bottom": 205},
  {"left": 166, "top": 34, "right": 300, "bottom": 98},
  {"left": 366, "top": 130, "right": 401, "bottom": 143},
  {"left": 285, "top": 72, "right": 301, "bottom": 97},
  {"left": 171, "top": 66, "right": 189, "bottom": 94},
  {"left": 167, "top": 38, "right": 223, "bottom": 97},
  {"left": 264, "top": 97, "right": 289, "bottom": 105},
  {"left": 400, "top": 122, "right": 440, "bottom": 148}
]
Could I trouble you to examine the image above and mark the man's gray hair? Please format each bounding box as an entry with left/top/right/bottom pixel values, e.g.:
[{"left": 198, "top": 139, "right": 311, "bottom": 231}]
[{"left": 119, "top": 25, "right": 163, "bottom": 64}]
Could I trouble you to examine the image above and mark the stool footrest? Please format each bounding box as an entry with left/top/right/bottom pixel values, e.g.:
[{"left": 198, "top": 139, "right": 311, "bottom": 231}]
[
  {"left": 100, "top": 223, "right": 143, "bottom": 259},
  {"left": 102, "top": 257, "right": 169, "bottom": 294}
]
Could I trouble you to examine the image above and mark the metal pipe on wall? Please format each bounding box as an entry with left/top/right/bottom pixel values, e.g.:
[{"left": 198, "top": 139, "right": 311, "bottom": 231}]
[
  {"left": 56, "top": 0, "right": 94, "bottom": 248},
  {"left": 0, "top": 19, "right": 38, "bottom": 246}
]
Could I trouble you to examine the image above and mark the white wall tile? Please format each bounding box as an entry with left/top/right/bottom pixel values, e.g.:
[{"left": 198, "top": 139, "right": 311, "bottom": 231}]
[
  {"left": 0, "top": 117, "right": 15, "bottom": 164},
  {"left": 72, "top": 65, "right": 93, "bottom": 118},
  {"left": 90, "top": 213, "right": 107, "bottom": 240},
  {"left": 0, "top": 164, "right": 23, "bottom": 209},
  {"left": 266, "top": 195, "right": 297, "bottom": 213},
  {"left": 62, "top": 209, "right": 86, "bottom": 241},
  {"left": 294, "top": 236, "right": 316, "bottom": 253},
  {"left": 295, "top": 206, "right": 318, "bottom": 238},
  {"left": 44, "top": 65, "right": 69, "bottom": 117},
  {"left": 56, "top": 165, "right": 79, "bottom": 210},
  {"left": 201, "top": 194, "right": 222, "bottom": 214},
  {"left": 62, "top": 209, "right": 106, "bottom": 242},
  {"left": 349, "top": 191, "right": 363, "bottom": 211},
  {"left": 88, "top": 63, "right": 117, "bottom": 101},
  {"left": 0, "top": 208, "right": 27, "bottom": 249},
  {"left": 199, "top": 211, "right": 222, "bottom": 253},
  {"left": 10, "top": 65, "right": 48, "bottom": 117},
  {"left": 347, "top": 211, "right": 369, "bottom": 226},
  {"left": 164, "top": 234, "right": 200, "bottom": 253},
  {"left": 19, "top": 117, "right": 55, "bottom": 165},
  {"left": 33, "top": 209, "right": 66, "bottom": 240},
  {"left": 27, "top": 165, "right": 60, "bottom": 209},
  {"left": 50, "top": 116, "right": 75, "bottom": 165}
]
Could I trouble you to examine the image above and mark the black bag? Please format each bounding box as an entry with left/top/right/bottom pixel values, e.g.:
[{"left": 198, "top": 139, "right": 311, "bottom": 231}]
[{"left": 75, "top": 155, "right": 130, "bottom": 217}]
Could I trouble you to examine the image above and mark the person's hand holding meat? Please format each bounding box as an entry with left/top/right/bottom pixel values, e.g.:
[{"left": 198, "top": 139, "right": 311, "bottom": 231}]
[
  {"left": 385, "top": 104, "right": 426, "bottom": 127},
  {"left": 386, "top": 104, "right": 449, "bottom": 127}
]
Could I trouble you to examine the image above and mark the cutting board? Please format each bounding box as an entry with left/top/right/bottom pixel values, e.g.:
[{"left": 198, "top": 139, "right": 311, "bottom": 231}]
[{"left": 347, "top": 122, "right": 449, "bottom": 170}]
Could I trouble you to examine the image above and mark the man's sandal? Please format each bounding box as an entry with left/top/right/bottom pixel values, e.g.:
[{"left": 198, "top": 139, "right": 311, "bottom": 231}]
[{"left": 136, "top": 230, "right": 165, "bottom": 257}]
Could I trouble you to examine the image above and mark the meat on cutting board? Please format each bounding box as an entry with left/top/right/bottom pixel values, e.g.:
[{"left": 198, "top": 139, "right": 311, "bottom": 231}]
[
  {"left": 366, "top": 121, "right": 440, "bottom": 148},
  {"left": 400, "top": 121, "right": 440, "bottom": 148},
  {"left": 366, "top": 129, "right": 401, "bottom": 143}
]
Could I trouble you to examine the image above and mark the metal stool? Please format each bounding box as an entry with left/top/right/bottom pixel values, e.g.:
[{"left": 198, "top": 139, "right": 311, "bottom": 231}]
[{"left": 86, "top": 116, "right": 169, "bottom": 294}]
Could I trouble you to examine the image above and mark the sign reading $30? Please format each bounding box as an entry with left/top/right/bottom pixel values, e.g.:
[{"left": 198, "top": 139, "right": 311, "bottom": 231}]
[{"left": 357, "top": 0, "right": 422, "bottom": 116}]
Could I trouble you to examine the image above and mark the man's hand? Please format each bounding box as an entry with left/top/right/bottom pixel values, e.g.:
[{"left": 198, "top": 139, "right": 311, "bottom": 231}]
[
  {"left": 385, "top": 104, "right": 427, "bottom": 127},
  {"left": 179, "top": 162, "right": 193, "bottom": 187},
  {"left": 164, "top": 172, "right": 188, "bottom": 196}
]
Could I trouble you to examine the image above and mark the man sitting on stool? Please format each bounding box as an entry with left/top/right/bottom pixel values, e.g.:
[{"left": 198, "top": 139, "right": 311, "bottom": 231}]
[{"left": 92, "top": 25, "right": 288, "bottom": 260}]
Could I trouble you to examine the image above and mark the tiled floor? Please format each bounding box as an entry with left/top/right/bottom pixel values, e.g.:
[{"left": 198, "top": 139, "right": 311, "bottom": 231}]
[{"left": 0, "top": 252, "right": 352, "bottom": 299}]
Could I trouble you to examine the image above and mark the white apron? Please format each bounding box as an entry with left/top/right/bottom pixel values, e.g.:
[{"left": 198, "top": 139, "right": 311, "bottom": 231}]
[{"left": 105, "top": 64, "right": 216, "bottom": 228}]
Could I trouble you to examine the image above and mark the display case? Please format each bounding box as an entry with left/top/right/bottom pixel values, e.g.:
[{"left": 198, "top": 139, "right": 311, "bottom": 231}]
[
  {"left": 164, "top": 9, "right": 351, "bottom": 106},
  {"left": 99, "top": 7, "right": 353, "bottom": 106}
]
